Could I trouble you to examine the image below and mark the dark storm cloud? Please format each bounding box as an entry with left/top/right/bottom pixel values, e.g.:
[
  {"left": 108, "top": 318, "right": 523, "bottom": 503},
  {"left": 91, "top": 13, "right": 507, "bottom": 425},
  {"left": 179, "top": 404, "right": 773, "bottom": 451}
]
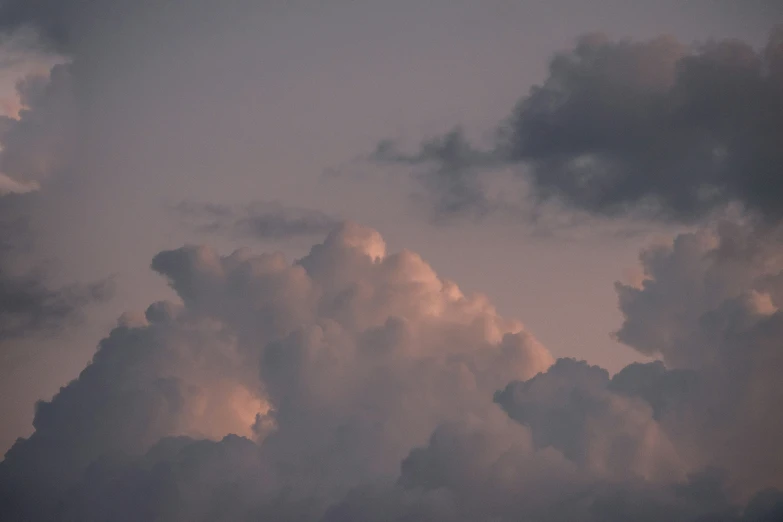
[
  {"left": 174, "top": 201, "right": 342, "bottom": 241},
  {"left": 376, "top": 29, "right": 783, "bottom": 223}
]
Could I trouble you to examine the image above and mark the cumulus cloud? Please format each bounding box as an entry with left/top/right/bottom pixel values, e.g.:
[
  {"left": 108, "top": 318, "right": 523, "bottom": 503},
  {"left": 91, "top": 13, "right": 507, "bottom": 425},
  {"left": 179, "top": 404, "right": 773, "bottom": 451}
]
[
  {"left": 612, "top": 220, "right": 783, "bottom": 496},
  {"left": 1, "top": 222, "right": 782, "bottom": 521},
  {"left": 1, "top": 7, "right": 782, "bottom": 521},
  {"left": 375, "top": 29, "right": 783, "bottom": 224},
  {"left": 0, "top": 223, "right": 555, "bottom": 520},
  {"left": 174, "top": 201, "right": 341, "bottom": 241},
  {"left": 495, "top": 358, "right": 686, "bottom": 483},
  {"left": 325, "top": 429, "right": 765, "bottom": 522}
]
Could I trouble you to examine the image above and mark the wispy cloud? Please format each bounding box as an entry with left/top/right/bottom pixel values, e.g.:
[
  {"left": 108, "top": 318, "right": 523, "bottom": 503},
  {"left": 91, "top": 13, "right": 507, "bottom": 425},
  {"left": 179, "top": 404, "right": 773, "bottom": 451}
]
[{"left": 174, "top": 200, "right": 342, "bottom": 241}]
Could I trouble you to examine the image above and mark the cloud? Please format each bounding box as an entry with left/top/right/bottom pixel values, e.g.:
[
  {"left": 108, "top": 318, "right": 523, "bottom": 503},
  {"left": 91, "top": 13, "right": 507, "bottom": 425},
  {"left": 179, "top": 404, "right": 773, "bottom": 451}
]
[
  {"left": 0, "top": 60, "right": 110, "bottom": 362},
  {"left": 174, "top": 201, "right": 342, "bottom": 241},
  {"left": 0, "top": 0, "right": 72, "bottom": 50},
  {"left": 0, "top": 263, "right": 110, "bottom": 342},
  {"left": 0, "top": 0, "right": 112, "bottom": 53},
  {"left": 1, "top": 9, "right": 782, "bottom": 520},
  {"left": 612, "top": 219, "right": 783, "bottom": 496},
  {"left": 614, "top": 219, "right": 783, "bottom": 367},
  {"left": 375, "top": 29, "right": 783, "bottom": 224},
  {"left": 372, "top": 129, "right": 499, "bottom": 219},
  {"left": 325, "top": 420, "right": 779, "bottom": 522},
  {"left": 495, "top": 358, "right": 685, "bottom": 482},
  {"left": 0, "top": 192, "right": 111, "bottom": 353},
  {"left": 0, "top": 174, "right": 38, "bottom": 195},
  {"left": 329, "top": 330, "right": 783, "bottom": 522},
  {"left": 0, "top": 63, "right": 76, "bottom": 186},
  {"left": 0, "top": 222, "right": 553, "bottom": 520},
  {"left": 1, "top": 222, "right": 783, "bottom": 520}
]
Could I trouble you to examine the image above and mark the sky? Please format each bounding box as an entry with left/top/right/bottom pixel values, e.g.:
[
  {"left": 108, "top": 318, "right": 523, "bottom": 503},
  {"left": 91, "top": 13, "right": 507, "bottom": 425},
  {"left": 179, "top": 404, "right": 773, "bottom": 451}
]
[{"left": 0, "top": 1, "right": 782, "bottom": 521}]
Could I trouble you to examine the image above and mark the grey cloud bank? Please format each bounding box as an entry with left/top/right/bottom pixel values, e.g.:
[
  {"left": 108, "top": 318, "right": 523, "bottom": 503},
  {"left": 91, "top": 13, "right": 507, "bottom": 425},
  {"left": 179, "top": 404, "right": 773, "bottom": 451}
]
[{"left": 376, "top": 29, "right": 783, "bottom": 224}]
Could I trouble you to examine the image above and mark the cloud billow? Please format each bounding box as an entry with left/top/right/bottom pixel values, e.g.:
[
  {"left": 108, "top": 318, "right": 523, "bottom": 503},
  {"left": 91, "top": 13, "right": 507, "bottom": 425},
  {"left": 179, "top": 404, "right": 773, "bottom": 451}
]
[
  {"left": 1, "top": 7, "right": 782, "bottom": 520},
  {"left": 1, "top": 222, "right": 782, "bottom": 521},
  {"left": 376, "top": 29, "right": 783, "bottom": 224}
]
